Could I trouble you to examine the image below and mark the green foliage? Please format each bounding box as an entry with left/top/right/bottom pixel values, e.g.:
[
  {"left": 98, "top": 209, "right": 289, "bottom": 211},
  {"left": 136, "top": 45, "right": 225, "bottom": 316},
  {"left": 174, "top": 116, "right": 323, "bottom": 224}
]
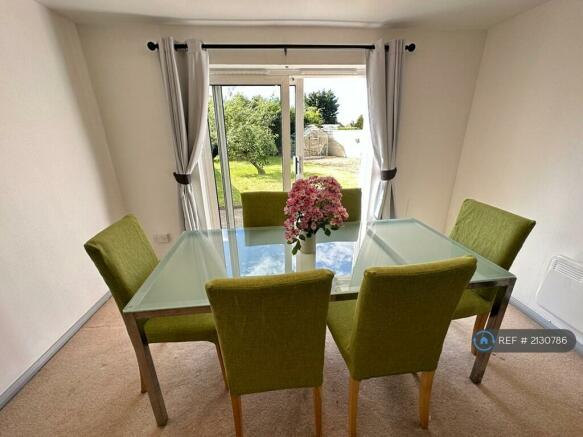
[
  {"left": 207, "top": 89, "right": 341, "bottom": 173},
  {"left": 304, "top": 106, "right": 324, "bottom": 126},
  {"left": 213, "top": 156, "right": 360, "bottom": 208},
  {"left": 305, "top": 89, "right": 339, "bottom": 124},
  {"left": 252, "top": 95, "right": 282, "bottom": 154},
  {"left": 290, "top": 105, "right": 324, "bottom": 130},
  {"left": 208, "top": 93, "right": 278, "bottom": 174}
]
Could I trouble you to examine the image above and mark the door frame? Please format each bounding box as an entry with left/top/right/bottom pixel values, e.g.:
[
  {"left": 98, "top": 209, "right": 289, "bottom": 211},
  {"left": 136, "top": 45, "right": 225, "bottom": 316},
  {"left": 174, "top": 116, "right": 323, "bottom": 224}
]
[{"left": 291, "top": 76, "right": 305, "bottom": 179}]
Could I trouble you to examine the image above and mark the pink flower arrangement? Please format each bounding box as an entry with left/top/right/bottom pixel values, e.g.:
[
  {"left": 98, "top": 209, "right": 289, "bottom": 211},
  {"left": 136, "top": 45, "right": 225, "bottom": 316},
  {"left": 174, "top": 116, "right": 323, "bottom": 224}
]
[{"left": 284, "top": 176, "right": 349, "bottom": 254}]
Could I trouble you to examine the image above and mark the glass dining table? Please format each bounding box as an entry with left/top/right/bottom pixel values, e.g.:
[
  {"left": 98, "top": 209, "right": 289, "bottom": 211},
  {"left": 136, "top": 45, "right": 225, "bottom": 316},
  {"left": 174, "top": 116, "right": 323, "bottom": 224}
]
[{"left": 123, "top": 218, "right": 516, "bottom": 426}]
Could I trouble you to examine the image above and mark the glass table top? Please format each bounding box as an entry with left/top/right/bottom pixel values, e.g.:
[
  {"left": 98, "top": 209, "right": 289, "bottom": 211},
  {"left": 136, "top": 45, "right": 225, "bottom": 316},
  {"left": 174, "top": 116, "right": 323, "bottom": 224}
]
[{"left": 124, "top": 218, "right": 514, "bottom": 314}]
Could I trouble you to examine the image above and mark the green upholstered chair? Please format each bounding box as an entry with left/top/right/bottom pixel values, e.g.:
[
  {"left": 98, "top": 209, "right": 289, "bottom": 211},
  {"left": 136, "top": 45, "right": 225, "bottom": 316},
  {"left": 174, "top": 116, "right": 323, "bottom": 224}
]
[
  {"left": 341, "top": 188, "right": 362, "bottom": 222},
  {"left": 84, "top": 214, "right": 226, "bottom": 394},
  {"left": 327, "top": 257, "right": 477, "bottom": 434},
  {"left": 240, "top": 188, "right": 362, "bottom": 228},
  {"left": 449, "top": 199, "right": 535, "bottom": 353},
  {"left": 206, "top": 269, "right": 334, "bottom": 437},
  {"left": 240, "top": 191, "right": 288, "bottom": 228}
]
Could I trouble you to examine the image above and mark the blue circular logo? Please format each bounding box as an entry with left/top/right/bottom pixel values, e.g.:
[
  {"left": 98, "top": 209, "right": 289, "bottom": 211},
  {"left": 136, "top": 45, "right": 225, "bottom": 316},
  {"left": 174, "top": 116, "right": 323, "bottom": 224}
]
[{"left": 472, "top": 330, "right": 496, "bottom": 352}]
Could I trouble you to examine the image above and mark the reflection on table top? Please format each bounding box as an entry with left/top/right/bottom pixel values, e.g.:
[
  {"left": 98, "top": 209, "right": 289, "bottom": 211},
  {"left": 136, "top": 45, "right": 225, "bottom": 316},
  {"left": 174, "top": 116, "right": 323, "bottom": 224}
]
[{"left": 124, "top": 219, "right": 514, "bottom": 315}]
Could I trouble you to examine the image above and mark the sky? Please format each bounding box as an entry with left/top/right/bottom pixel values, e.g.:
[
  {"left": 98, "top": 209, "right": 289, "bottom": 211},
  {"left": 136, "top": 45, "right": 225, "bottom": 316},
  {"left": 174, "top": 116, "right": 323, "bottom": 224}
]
[
  {"left": 221, "top": 76, "right": 367, "bottom": 125},
  {"left": 304, "top": 77, "right": 367, "bottom": 125}
]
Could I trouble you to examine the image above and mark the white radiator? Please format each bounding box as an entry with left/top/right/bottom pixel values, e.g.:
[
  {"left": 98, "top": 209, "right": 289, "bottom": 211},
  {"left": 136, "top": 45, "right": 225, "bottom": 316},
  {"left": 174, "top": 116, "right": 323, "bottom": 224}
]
[{"left": 536, "top": 255, "right": 583, "bottom": 334}]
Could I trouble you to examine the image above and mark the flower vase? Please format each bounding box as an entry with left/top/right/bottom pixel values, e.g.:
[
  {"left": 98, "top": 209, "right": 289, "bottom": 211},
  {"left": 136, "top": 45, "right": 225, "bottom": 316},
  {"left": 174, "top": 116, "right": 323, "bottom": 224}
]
[
  {"left": 296, "top": 252, "right": 316, "bottom": 271},
  {"left": 300, "top": 233, "right": 316, "bottom": 254}
]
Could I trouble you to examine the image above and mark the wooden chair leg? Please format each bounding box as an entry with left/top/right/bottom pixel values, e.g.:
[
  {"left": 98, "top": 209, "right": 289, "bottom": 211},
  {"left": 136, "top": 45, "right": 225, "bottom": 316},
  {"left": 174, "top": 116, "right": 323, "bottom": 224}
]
[
  {"left": 124, "top": 315, "right": 167, "bottom": 426},
  {"left": 131, "top": 337, "right": 148, "bottom": 394},
  {"left": 230, "top": 394, "right": 243, "bottom": 437},
  {"left": 349, "top": 377, "right": 360, "bottom": 437},
  {"left": 419, "top": 371, "right": 435, "bottom": 429},
  {"left": 215, "top": 343, "right": 228, "bottom": 389},
  {"left": 140, "top": 370, "right": 147, "bottom": 393},
  {"left": 314, "top": 386, "right": 322, "bottom": 437},
  {"left": 471, "top": 313, "right": 489, "bottom": 355}
]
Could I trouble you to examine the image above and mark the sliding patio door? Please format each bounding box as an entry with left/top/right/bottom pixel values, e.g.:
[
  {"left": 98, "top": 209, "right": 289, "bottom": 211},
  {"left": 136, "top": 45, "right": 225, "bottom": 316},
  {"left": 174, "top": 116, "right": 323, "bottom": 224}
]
[
  {"left": 208, "top": 72, "right": 367, "bottom": 229},
  {"left": 209, "top": 76, "right": 291, "bottom": 228}
]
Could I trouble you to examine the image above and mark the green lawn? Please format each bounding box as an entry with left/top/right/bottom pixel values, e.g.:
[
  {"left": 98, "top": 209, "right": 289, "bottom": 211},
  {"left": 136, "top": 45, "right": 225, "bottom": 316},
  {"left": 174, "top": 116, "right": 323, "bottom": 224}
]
[{"left": 214, "top": 156, "right": 360, "bottom": 208}]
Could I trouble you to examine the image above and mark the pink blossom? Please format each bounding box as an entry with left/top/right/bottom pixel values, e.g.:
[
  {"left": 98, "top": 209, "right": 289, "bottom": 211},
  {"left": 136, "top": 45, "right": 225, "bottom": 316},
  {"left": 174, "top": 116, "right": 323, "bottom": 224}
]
[{"left": 284, "top": 176, "right": 350, "bottom": 245}]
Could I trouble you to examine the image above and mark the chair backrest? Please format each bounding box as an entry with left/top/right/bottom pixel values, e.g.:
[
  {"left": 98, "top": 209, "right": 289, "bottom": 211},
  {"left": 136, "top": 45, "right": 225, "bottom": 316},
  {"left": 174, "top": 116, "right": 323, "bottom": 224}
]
[
  {"left": 342, "top": 188, "right": 361, "bottom": 222},
  {"left": 206, "top": 269, "right": 334, "bottom": 395},
  {"left": 241, "top": 188, "right": 362, "bottom": 228},
  {"left": 348, "top": 257, "right": 476, "bottom": 380},
  {"left": 240, "top": 191, "right": 288, "bottom": 228},
  {"left": 84, "top": 215, "right": 158, "bottom": 311},
  {"left": 450, "top": 199, "right": 535, "bottom": 270}
]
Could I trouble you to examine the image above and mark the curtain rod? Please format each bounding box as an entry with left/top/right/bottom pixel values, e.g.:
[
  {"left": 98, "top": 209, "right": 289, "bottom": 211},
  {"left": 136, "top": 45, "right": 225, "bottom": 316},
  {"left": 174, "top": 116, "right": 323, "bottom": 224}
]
[{"left": 146, "top": 41, "right": 416, "bottom": 53}]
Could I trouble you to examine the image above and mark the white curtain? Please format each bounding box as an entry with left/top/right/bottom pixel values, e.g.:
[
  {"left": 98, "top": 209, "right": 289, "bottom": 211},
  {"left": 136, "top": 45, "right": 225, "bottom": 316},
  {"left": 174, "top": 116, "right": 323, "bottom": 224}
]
[
  {"left": 158, "top": 38, "right": 210, "bottom": 230},
  {"left": 365, "top": 39, "right": 405, "bottom": 220}
]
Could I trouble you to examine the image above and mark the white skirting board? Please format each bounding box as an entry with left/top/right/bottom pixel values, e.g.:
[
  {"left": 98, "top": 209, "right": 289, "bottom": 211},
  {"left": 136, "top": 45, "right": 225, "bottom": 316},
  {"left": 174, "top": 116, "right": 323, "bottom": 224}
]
[
  {"left": 510, "top": 297, "right": 583, "bottom": 355},
  {"left": 0, "top": 291, "right": 111, "bottom": 410}
]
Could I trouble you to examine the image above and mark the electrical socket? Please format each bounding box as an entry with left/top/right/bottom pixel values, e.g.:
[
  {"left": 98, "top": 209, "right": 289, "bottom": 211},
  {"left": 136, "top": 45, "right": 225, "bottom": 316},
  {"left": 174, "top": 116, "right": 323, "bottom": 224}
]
[{"left": 153, "top": 233, "right": 171, "bottom": 244}]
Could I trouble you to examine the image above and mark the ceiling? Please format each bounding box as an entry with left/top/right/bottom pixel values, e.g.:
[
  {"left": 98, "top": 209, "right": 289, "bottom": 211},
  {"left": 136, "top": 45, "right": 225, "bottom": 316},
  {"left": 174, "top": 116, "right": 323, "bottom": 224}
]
[{"left": 37, "top": 0, "right": 547, "bottom": 28}]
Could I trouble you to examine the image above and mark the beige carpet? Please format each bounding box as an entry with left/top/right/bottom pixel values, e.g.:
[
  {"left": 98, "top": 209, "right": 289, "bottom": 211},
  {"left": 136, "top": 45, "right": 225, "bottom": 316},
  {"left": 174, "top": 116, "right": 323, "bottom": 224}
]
[{"left": 1, "top": 298, "right": 582, "bottom": 437}]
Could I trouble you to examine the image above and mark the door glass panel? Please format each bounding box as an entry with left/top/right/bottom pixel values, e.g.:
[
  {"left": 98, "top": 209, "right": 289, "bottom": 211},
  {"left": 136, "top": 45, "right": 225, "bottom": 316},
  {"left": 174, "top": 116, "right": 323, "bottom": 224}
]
[
  {"left": 210, "top": 85, "right": 284, "bottom": 228},
  {"left": 208, "top": 76, "right": 368, "bottom": 229},
  {"left": 301, "top": 77, "right": 368, "bottom": 190}
]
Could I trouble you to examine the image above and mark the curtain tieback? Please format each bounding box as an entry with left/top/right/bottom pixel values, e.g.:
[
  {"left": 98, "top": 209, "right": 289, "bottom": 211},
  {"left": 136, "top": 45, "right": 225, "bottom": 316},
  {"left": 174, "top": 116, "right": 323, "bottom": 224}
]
[
  {"left": 173, "top": 172, "right": 192, "bottom": 185},
  {"left": 380, "top": 168, "right": 397, "bottom": 181}
]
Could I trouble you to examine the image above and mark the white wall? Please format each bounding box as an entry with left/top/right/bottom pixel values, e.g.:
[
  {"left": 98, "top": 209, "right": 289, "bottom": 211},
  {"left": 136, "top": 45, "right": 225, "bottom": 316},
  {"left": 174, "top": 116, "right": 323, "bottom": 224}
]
[
  {"left": 0, "top": 0, "right": 125, "bottom": 396},
  {"left": 447, "top": 0, "right": 583, "bottom": 332},
  {"left": 77, "top": 23, "right": 485, "bottom": 252},
  {"left": 385, "top": 28, "right": 485, "bottom": 230}
]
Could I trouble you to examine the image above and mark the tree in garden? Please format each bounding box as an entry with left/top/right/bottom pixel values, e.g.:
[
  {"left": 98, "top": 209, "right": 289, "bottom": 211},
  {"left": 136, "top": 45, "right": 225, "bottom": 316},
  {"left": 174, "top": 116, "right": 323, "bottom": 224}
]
[
  {"left": 207, "top": 90, "right": 337, "bottom": 173},
  {"left": 304, "top": 106, "right": 324, "bottom": 126},
  {"left": 251, "top": 95, "right": 282, "bottom": 154},
  {"left": 290, "top": 105, "right": 324, "bottom": 130},
  {"left": 208, "top": 93, "right": 277, "bottom": 175},
  {"left": 353, "top": 114, "right": 364, "bottom": 129},
  {"left": 305, "top": 89, "right": 339, "bottom": 124}
]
